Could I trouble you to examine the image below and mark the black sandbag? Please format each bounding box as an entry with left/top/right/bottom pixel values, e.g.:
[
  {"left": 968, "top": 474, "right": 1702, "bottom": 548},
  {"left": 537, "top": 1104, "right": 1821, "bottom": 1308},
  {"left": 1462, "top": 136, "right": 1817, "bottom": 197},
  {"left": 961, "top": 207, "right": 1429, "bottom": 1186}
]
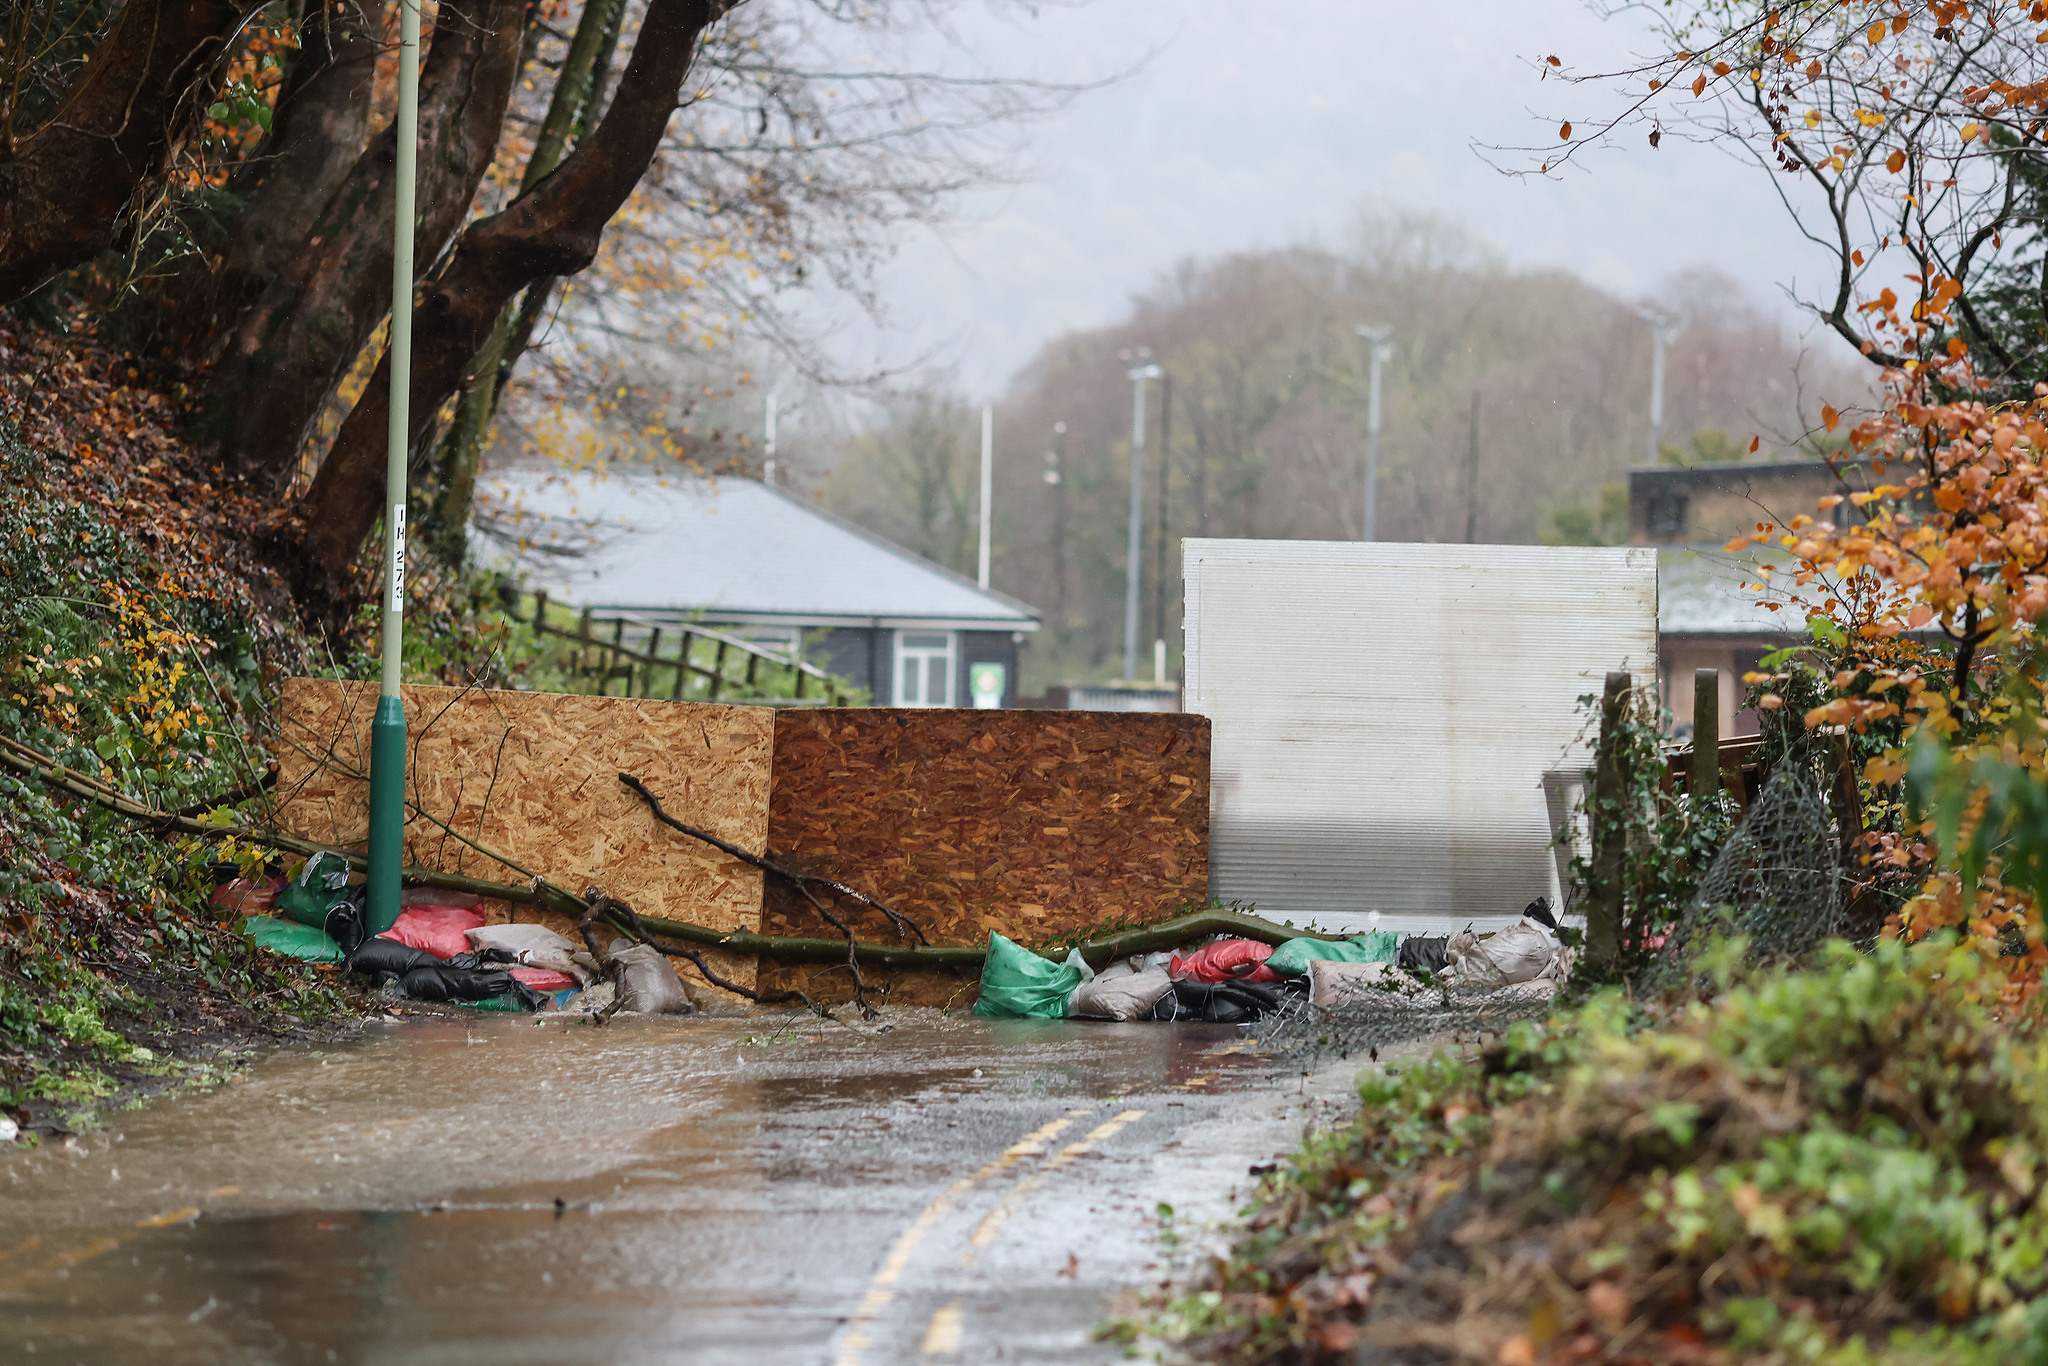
[
  {"left": 322, "top": 888, "right": 369, "bottom": 957},
  {"left": 1146, "top": 978, "right": 1297, "bottom": 1024},
  {"left": 1398, "top": 935, "right": 1450, "bottom": 974},
  {"left": 395, "top": 964, "right": 546, "bottom": 1011},
  {"left": 346, "top": 937, "right": 440, "bottom": 980}
]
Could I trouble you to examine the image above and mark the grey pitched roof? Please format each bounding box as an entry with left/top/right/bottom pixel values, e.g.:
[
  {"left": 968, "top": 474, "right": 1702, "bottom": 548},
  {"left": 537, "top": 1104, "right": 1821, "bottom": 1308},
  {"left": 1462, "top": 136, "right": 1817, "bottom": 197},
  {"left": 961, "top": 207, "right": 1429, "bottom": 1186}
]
[
  {"left": 1658, "top": 547, "right": 1806, "bottom": 636},
  {"left": 476, "top": 468, "right": 1040, "bottom": 629}
]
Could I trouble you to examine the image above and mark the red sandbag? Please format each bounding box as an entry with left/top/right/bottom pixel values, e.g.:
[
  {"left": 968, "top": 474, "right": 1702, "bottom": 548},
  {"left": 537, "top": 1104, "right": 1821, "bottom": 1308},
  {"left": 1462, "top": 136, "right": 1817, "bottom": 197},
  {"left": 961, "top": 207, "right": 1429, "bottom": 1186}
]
[
  {"left": 1169, "top": 937, "right": 1281, "bottom": 984},
  {"left": 211, "top": 876, "right": 283, "bottom": 916},
  {"left": 378, "top": 904, "right": 485, "bottom": 960},
  {"left": 509, "top": 966, "right": 578, "bottom": 993}
]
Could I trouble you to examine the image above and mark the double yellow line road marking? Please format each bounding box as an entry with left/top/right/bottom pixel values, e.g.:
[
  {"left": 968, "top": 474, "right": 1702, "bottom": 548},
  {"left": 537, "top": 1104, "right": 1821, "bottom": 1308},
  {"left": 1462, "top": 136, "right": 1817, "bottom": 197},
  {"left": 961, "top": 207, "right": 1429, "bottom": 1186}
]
[{"left": 833, "top": 1105, "right": 1148, "bottom": 1366}]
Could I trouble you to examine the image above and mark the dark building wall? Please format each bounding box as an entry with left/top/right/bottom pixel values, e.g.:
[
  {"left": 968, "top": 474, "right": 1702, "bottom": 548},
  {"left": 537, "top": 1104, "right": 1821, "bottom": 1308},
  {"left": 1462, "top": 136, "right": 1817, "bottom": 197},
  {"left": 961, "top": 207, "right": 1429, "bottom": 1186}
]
[
  {"left": 807, "top": 626, "right": 1024, "bottom": 706},
  {"left": 812, "top": 626, "right": 884, "bottom": 702},
  {"left": 1628, "top": 461, "right": 1879, "bottom": 547},
  {"left": 959, "top": 630, "right": 1022, "bottom": 707}
]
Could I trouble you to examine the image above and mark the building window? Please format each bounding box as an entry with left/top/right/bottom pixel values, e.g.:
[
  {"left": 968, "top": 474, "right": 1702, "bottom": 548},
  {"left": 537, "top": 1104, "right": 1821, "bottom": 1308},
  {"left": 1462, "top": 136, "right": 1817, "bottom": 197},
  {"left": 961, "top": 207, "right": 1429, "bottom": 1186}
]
[
  {"left": 1647, "top": 488, "right": 1689, "bottom": 539},
  {"left": 893, "top": 631, "right": 955, "bottom": 706}
]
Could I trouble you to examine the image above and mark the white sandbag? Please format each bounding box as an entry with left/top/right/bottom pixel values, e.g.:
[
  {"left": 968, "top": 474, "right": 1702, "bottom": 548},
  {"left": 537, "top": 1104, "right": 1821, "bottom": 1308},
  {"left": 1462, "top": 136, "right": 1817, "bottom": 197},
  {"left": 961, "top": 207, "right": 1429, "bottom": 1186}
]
[
  {"left": 1308, "top": 959, "right": 1436, "bottom": 1010},
  {"left": 604, "top": 939, "right": 696, "bottom": 1015},
  {"left": 1071, "top": 968, "right": 1174, "bottom": 1020},
  {"left": 468, "top": 922, "right": 592, "bottom": 982},
  {"left": 1446, "top": 917, "right": 1557, "bottom": 987}
]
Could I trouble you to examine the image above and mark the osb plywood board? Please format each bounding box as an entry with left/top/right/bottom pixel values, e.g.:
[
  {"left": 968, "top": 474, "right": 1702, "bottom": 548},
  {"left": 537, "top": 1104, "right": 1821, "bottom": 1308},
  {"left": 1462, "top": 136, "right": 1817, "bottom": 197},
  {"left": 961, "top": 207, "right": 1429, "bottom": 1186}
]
[
  {"left": 274, "top": 678, "right": 772, "bottom": 988},
  {"left": 757, "top": 708, "right": 1210, "bottom": 1002}
]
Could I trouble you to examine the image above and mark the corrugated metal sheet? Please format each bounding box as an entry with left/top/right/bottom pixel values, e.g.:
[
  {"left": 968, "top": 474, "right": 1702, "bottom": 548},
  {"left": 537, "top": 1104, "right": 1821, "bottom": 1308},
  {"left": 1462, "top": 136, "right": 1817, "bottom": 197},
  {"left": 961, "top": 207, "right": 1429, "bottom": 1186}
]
[
  {"left": 1183, "top": 540, "right": 1658, "bottom": 937},
  {"left": 477, "top": 469, "right": 1038, "bottom": 628}
]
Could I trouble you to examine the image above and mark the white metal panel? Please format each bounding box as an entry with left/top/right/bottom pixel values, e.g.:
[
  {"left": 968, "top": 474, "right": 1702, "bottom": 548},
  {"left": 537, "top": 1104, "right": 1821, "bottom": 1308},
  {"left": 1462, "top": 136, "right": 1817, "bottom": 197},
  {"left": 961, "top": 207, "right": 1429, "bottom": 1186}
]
[{"left": 1183, "top": 540, "right": 1658, "bottom": 937}]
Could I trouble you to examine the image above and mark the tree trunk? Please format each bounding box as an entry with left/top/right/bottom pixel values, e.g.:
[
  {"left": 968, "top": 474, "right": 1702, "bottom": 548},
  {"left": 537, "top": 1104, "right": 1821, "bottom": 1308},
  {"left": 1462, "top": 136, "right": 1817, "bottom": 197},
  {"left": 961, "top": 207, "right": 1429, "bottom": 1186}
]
[
  {"left": 285, "top": 0, "right": 731, "bottom": 614},
  {"left": 196, "top": 0, "right": 528, "bottom": 485},
  {"left": 0, "top": 0, "right": 260, "bottom": 302},
  {"left": 150, "top": 0, "right": 388, "bottom": 358},
  {"left": 424, "top": 0, "right": 627, "bottom": 564}
]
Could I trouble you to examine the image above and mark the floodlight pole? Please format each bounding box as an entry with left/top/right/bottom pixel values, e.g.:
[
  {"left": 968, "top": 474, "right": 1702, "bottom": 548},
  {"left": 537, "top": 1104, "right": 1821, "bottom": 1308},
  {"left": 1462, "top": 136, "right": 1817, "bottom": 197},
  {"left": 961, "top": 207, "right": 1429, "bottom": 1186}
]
[
  {"left": 977, "top": 403, "right": 993, "bottom": 589},
  {"left": 1637, "top": 307, "right": 1682, "bottom": 467},
  {"left": 1124, "top": 362, "right": 1163, "bottom": 680},
  {"left": 1355, "top": 324, "right": 1393, "bottom": 541},
  {"left": 367, "top": 0, "right": 422, "bottom": 937}
]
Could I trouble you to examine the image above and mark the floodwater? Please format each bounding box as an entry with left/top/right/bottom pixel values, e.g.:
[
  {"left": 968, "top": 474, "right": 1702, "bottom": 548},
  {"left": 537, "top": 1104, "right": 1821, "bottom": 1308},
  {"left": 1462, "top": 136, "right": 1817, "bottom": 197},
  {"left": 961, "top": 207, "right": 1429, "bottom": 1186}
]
[{"left": 0, "top": 1013, "right": 1362, "bottom": 1365}]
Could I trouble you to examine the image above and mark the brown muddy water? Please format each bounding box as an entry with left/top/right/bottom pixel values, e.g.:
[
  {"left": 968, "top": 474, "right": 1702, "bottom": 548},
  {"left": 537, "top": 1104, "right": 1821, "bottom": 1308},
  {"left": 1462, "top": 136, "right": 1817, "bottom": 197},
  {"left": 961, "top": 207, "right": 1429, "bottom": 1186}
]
[{"left": 0, "top": 1012, "right": 1362, "bottom": 1365}]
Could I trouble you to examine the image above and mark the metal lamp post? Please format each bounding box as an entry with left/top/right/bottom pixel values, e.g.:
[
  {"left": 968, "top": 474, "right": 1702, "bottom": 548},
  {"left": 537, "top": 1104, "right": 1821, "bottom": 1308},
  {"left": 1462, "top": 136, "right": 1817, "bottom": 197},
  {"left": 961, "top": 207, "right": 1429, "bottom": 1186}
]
[
  {"left": 1123, "top": 360, "right": 1163, "bottom": 681},
  {"left": 367, "top": 0, "right": 423, "bottom": 936},
  {"left": 1636, "top": 307, "right": 1682, "bottom": 467},
  {"left": 1354, "top": 324, "right": 1394, "bottom": 541}
]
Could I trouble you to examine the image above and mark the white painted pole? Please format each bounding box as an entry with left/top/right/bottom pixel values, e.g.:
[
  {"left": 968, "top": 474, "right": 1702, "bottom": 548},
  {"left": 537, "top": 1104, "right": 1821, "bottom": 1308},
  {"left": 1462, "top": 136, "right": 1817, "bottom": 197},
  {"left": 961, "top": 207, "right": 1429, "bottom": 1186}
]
[
  {"left": 1356, "top": 324, "right": 1392, "bottom": 541},
  {"left": 1123, "top": 366, "right": 1161, "bottom": 680},
  {"left": 764, "top": 388, "right": 778, "bottom": 486},
  {"left": 367, "top": 0, "right": 421, "bottom": 936},
  {"left": 977, "top": 403, "right": 992, "bottom": 589}
]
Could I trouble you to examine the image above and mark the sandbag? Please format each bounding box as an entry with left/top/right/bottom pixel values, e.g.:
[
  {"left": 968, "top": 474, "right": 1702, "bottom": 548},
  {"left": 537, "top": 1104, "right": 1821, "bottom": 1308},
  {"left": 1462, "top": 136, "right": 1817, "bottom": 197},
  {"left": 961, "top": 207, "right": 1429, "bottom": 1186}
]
[
  {"left": 1397, "top": 935, "right": 1450, "bottom": 975},
  {"left": 972, "top": 932, "right": 1084, "bottom": 1019},
  {"left": 469, "top": 922, "right": 592, "bottom": 981},
  {"left": 1447, "top": 917, "right": 1558, "bottom": 987},
  {"left": 274, "top": 851, "right": 355, "bottom": 928},
  {"left": 509, "top": 966, "right": 579, "bottom": 993},
  {"left": 605, "top": 940, "right": 696, "bottom": 1015},
  {"left": 1146, "top": 978, "right": 1298, "bottom": 1023},
  {"left": 1265, "top": 931, "right": 1400, "bottom": 977},
  {"left": 1309, "top": 959, "right": 1439, "bottom": 1010},
  {"left": 1168, "top": 938, "right": 1281, "bottom": 984},
  {"left": 242, "top": 915, "right": 345, "bottom": 963},
  {"left": 346, "top": 938, "right": 441, "bottom": 979},
  {"left": 397, "top": 964, "right": 545, "bottom": 1010},
  {"left": 379, "top": 904, "right": 485, "bottom": 959},
  {"left": 211, "top": 876, "right": 282, "bottom": 917},
  {"left": 1071, "top": 968, "right": 1174, "bottom": 1020}
]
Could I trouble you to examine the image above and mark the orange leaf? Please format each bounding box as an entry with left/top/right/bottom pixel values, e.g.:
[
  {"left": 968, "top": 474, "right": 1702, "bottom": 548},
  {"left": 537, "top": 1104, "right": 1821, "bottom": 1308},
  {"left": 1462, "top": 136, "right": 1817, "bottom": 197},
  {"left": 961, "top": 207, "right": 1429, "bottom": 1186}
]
[
  {"left": 1887, "top": 149, "right": 1906, "bottom": 172},
  {"left": 1749, "top": 435, "right": 1761, "bottom": 452},
  {"left": 1713, "top": 61, "right": 1731, "bottom": 75},
  {"left": 1823, "top": 405, "right": 1841, "bottom": 431},
  {"left": 1559, "top": 120, "right": 1573, "bottom": 139},
  {"left": 1868, "top": 20, "right": 1887, "bottom": 43},
  {"left": 1909, "top": 603, "right": 1934, "bottom": 628},
  {"left": 1546, "top": 54, "right": 1562, "bottom": 66},
  {"left": 1692, "top": 74, "right": 1708, "bottom": 96}
]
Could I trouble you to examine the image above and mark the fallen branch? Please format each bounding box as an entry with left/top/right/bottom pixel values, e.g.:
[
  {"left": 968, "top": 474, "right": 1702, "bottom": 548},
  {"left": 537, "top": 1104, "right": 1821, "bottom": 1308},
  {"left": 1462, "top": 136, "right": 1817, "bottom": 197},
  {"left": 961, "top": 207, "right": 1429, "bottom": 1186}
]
[
  {"left": 619, "top": 770, "right": 926, "bottom": 1019},
  {"left": 617, "top": 772, "right": 927, "bottom": 942},
  {"left": 577, "top": 888, "right": 825, "bottom": 1016}
]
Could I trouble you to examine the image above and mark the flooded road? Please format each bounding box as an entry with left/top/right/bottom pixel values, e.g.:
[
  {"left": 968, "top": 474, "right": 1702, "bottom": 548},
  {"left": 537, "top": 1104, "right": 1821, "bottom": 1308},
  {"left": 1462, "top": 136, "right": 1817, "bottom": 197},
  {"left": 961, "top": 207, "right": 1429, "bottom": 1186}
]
[{"left": 0, "top": 1013, "right": 1361, "bottom": 1365}]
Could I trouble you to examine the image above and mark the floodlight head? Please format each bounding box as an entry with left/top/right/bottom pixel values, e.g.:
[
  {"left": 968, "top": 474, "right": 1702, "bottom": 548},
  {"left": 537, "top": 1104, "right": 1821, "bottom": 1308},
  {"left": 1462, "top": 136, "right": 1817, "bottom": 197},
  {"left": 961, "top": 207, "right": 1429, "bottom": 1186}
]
[{"left": 1127, "top": 363, "right": 1164, "bottom": 381}]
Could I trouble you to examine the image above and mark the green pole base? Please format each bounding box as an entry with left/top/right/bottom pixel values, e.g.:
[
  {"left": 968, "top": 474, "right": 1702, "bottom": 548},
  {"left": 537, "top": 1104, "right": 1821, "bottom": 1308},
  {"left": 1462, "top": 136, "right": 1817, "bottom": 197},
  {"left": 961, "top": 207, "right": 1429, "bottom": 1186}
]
[{"left": 367, "top": 694, "right": 407, "bottom": 935}]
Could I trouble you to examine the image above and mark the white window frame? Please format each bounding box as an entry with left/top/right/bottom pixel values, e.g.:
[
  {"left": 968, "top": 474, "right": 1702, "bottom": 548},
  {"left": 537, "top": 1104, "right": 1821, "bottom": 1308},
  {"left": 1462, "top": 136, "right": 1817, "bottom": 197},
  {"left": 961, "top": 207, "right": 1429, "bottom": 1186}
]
[{"left": 892, "top": 630, "right": 956, "bottom": 707}]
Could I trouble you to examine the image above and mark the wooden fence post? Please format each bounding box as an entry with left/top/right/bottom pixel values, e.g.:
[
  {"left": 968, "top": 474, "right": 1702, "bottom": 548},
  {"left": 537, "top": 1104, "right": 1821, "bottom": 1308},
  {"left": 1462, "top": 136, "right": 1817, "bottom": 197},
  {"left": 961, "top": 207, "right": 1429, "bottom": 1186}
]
[
  {"left": 1692, "top": 668, "right": 1720, "bottom": 800},
  {"left": 1588, "top": 670, "right": 1631, "bottom": 968}
]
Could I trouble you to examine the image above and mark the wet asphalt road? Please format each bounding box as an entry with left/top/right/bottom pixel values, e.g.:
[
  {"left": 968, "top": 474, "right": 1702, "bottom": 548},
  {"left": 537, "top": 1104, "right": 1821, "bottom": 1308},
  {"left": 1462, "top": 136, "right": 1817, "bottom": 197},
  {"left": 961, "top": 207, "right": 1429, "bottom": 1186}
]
[{"left": 0, "top": 1012, "right": 1363, "bottom": 1365}]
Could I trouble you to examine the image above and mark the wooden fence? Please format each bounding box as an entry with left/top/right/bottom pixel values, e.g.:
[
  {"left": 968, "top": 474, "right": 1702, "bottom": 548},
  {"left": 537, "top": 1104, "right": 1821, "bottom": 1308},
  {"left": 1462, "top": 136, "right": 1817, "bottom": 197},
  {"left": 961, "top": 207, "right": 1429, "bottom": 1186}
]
[{"left": 517, "top": 592, "right": 853, "bottom": 706}]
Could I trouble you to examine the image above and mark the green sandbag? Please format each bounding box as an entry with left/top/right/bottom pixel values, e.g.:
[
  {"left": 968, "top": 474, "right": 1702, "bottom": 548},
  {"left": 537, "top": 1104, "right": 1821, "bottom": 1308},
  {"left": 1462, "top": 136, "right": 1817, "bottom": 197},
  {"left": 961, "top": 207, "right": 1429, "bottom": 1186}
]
[
  {"left": 241, "top": 915, "right": 345, "bottom": 964},
  {"left": 274, "top": 851, "right": 355, "bottom": 928},
  {"left": 1265, "top": 930, "right": 1400, "bottom": 977},
  {"left": 972, "top": 932, "right": 1083, "bottom": 1019}
]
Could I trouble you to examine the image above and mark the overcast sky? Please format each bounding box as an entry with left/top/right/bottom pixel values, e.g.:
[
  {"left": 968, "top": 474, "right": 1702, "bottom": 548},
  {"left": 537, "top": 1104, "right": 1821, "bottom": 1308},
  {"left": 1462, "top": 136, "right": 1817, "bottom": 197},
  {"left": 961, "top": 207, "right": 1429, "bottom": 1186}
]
[{"left": 819, "top": 0, "right": 1845, "bottom": 398}]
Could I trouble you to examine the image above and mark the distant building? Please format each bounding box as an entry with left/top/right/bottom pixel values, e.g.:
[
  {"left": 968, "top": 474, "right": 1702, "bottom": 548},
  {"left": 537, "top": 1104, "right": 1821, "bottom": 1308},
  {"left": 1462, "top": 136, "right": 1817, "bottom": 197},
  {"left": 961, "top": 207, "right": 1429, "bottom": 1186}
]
[
  {"left": 480, "top": 469, "right": 1040, "bottom": 707},
  {"left": 1628, "top": 459, "right": 1880, "bottom": 738}
]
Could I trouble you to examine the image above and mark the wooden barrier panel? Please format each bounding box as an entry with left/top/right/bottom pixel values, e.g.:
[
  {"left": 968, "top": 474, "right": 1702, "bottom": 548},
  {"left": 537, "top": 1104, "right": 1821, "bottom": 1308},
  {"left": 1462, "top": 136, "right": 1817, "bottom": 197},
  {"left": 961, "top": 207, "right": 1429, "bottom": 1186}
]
[
  {"left": 757, "top": 708, "right": 1211, "bottom": 1005},
  {"left": 274, "top": 679, "right": 773, "bottom": 988},
  {"left": 274, "top": 682, "right": 1212, "bottom": 1006}
]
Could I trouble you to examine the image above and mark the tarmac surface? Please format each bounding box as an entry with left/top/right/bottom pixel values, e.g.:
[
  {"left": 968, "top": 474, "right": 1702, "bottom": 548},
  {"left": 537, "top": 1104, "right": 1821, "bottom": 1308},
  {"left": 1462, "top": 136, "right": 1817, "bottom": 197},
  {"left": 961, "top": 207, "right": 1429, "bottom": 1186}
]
[{"left": 0, "top": 1010, "right": 1367, "bottom": 1365}]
